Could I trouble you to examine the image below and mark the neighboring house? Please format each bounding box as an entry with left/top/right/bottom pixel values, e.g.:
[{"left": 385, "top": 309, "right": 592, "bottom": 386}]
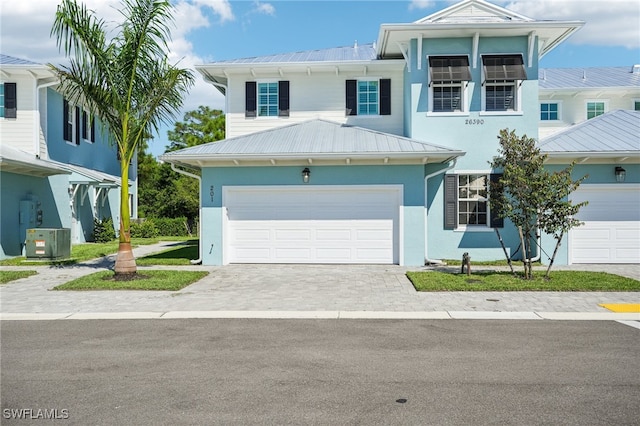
[
  {"left": 0, "top": 54, "right": 136, "bottom": 259},
  {"left": 538, "top": 65, "right": 640, "bottom": 139},
  {"left": 162, "top": 0, "right": 638, "bottom": 266}
]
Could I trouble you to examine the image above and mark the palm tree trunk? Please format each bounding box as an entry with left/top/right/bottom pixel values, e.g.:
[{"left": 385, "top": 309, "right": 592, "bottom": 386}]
[{"left": 114, "top": 157, "right": 136, "bottom": 275}]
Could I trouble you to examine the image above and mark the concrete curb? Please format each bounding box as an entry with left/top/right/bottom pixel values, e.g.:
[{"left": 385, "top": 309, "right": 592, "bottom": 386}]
[{"left": 1, "top": 311, "right": 639, "bottom": 321}]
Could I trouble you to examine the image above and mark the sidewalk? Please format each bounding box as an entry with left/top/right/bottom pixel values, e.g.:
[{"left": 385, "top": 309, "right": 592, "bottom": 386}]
[{"left": 1, "top": 242, "right": 639, "bottom": 321}]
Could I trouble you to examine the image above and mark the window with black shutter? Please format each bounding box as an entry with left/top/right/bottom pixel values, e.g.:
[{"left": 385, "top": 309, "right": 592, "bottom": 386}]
[
  {"left": 4, "top": 83, "right": 17, "bottom": 118},
  {"left": 444, "top": 173, "right": 503, "bottom": 229},
  {"left": 245, "top": 81, "right": 257, "bottom": 118},
  {"left": 278, "top": 80, "right": 289, "bottom": 117},
  {"left": 345, "top": 78, "right": 391, "bottom": 116},
  {"left": 482, "top": 54, "right": 526, "bottom": 112},
  {"left": 63, "top": 99, "right": 72, "bottom": 142},
  {"left": 74, "top": 106, "right": 80, "bottom": 145}
]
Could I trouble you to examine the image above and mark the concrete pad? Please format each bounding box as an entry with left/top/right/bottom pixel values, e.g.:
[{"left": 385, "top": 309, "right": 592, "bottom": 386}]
[
  {"left": 0, "top": 313, "right": 71, "bottom": 321},
  {"left": 339, "top": 311, "right": 451, "bottom": 319},
  {"left": 616, "top": 320, "right": 640, "bottom": 330},
  {"left": 448, "top": 311, "right": 542, "bottom": 320},
  {"left": 66, "top": 312, "right": 164, "bottom": 320},
  {"left": 161, "top": 311, "right": 341, "bottom": 319},
  {"left": 538, "top": 312, "right": 640, "bottom": 321}
]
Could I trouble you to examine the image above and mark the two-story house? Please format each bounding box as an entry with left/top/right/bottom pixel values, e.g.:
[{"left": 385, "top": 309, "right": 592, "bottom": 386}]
[
  {"left": 0, "top": 54, "right": 136, "bottom": 259},
  {"left": 161, "top": 0, "right": 638, "bottom": 266}
]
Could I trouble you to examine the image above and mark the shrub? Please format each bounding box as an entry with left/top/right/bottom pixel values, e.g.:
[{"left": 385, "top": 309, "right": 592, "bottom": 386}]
[
  {"left": 130, "top": 220, "right": 159, "bottom": 238},
  {"left": 153, "top": 217, "right": 194, "bottom": 236},
  {"left": 93, "top": 217, "right": 116, "bottom": 243}
]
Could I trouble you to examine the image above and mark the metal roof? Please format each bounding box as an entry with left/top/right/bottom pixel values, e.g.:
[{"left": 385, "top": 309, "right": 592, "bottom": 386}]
[
  {"left": 0, "top": 54, "right": 41, "bottom": 66},
  {"left": 0, "top": 145, "right": 70, "bottom": 177},
  {"left": 205, "top": 44, "right": 376, "bottom": 65},
  {"left": 539, "top": 66, "right": 640, "bottom": 89},
  {"left": 161, "top": 119, "right": 464, "bottom": 167},
  {"left": 538, "top": 110, "right": 640, "bottom": 158},
  {"left": 64, "top": 164, "right": 122, "bottom": 187}
]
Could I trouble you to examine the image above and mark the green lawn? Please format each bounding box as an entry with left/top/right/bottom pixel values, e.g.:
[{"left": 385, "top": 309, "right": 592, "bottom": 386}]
[
  {"left": 53, "top": 270, "right": 208, "bottom": 291},
  {"left": 0, "top": 270, "right": 38, "bottom": 284},
  {"left": 136, "top": 241, "right": 199, "bottom": 266},
  {"left": 407, "top": 270, "right": 640, "bottom": 292}
]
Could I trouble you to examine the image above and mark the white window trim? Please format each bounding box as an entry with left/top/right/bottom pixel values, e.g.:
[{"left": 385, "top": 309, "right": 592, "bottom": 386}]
[
  {"left": 426, "top": 55, "right": 471, "bottom": 116},
  {"left": 585, "top": 99, "right": 608, "bottom": 120},
  {"left": 65, "top": 102, "right": 78, "bottom": 146},
  {"left": 479, "top": 54, "right": 524, "bottom": 115},
  {"left": 539, "top": 100, "right": 562, "bottom": 122},
  {"left": 632, "top": 98, "right": 640, "bottom": 111},
  {"left": 82, "top": 110, "right": 93, "bottom": 143},
  {"left": 0, "top": 80, "right": 4, "bottom": 119},
  {"left": 255, "top": 80, "right": 279, "bottom": 119},
  {"left": 452, "top": 170, "right": 493, "bottom": 232},
  {"left": 355, "top": 77, "right": 381, "bottom": 117}
]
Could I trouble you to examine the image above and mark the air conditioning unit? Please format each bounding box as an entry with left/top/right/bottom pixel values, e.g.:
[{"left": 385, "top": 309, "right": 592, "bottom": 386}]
[{"left": 25, "top": 228, "right": 71, "bottom": 260}]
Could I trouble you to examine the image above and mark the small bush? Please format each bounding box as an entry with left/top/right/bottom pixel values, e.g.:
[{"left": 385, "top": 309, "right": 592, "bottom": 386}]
[
  {"left": 153, "top": 217, "right": 194, "bottom": 237},
  {"left": 93, "top": 217, "right": 116, "bottom": 243},
  {"left": 130, "top": 220, "right": 159, "bottom": 238}
]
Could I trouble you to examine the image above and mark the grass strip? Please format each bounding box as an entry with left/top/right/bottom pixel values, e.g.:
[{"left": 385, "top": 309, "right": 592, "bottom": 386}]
[
  {"left": 0, "top": 270, "right": 38, "bottom": 284},
  {"left": 53, "top": 270, "right": 208, "bottom": 291},
  {"left": 407, "top": 271, "right": 640, "bottom": 292},
  {"left": 136, "top": 243, "right": 199, "bottom": 266}
]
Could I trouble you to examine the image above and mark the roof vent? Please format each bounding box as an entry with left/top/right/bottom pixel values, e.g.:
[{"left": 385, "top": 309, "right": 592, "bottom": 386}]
[
  {"left": 354, "top": 40, "right": 358, "bottom": 49},
  {"left": 632, "top": 64, "right": 640, "bottom": 74},
  {"left": 582, "top": 70, "right": 587, "bottom": 80}
]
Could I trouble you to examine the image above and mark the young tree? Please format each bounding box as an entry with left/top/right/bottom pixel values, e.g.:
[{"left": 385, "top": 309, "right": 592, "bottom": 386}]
[
  {"left": 489, "top": 129, "right": 586, "bottom": 279},
  {"left": 166, "top": 106, "right": 225, "bottom": 152},
  {"left": 50, "top": 0, "right": 194, "bottom": 276}
]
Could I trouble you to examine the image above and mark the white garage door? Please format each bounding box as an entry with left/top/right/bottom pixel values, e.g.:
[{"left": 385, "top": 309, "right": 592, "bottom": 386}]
[
  {"left": 569, "top": 184, "right": 640, "bottom": 264},
  {"left": 224, "top": 185, "right": 401, "bottom": 264}
]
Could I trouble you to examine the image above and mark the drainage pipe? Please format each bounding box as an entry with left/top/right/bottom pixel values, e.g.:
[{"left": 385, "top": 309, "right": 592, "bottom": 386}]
[
  {"left": 171, "top": 163, "right": 202, "bottom": 264},
  {"left": 424, "top": 159, "right": 457, "bottom": 265},
  {"left": 34, "top": 80, "right": 60, "bottom": 158}
]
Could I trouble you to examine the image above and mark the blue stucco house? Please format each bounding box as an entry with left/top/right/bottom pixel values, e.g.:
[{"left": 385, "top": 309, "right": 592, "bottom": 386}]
[
  {"left": 0, "top": 54, "right": 137, "bottom": 259},
  {"left": 161, "top": 0, "right": 638, "bottom": 266}
]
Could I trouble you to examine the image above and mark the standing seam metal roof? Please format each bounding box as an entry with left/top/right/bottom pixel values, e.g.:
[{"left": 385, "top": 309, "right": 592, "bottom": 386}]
[
  {"left": 539, "top": 66, "right": 640, "bottom": 89},
  {"left": 0, "top": 54, "right": 42, "bottom": 66},
  {"left": 200, "top": 44, "right": 377, "bottom": 65}
]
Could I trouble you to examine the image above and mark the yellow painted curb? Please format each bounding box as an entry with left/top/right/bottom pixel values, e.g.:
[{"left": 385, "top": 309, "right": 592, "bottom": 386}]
[{"left": 599, "top": 303, "right": 640, "bottom": 313}]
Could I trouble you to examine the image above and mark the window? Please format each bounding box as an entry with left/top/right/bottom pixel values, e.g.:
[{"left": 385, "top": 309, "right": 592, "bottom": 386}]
[
  {"left": 482, "top": 55, "right": 526, "bottom": 112},
  {"left": 586, "top": 101, "right": 606, "bottom": 119},
  {"left": 1, "top": 82, "right": 17, "bottom": 118},
  {"left": 633, "top": 100, "right": 640, "bottom": 111},
  {"left": 63, "top": 99, "right": 80, "bottom": 145},
  {"left": 540, "top": 102, "right": 559, "bottom": 121},
  {"left": 444, "top": 173, "right": 503, "bottom": 229},
  {"left": 345, "top": 79, "right": 391, "bottom": 116},
  {"left": 245, "top": 81, "right": 289, "bottom": 118},
  {"left": 429, "top": 56, "right": 470, "bottom": 113},
  {"left": 81, "top": 111, "right": 95, "bottom": 142}
]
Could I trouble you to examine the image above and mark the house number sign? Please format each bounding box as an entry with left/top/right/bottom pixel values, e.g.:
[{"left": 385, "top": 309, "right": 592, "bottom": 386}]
[{"left": 465, "top": 119, "right": 485, "bottom": 125}]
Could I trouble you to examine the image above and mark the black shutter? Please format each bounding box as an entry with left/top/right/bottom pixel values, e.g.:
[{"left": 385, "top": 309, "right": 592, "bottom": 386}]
[
  {"left": 444, "top": 174, "right": 458, "bottom": 229},
  {"left": 4, "top": 83, "right": 16, "bottom": 118},
  {"left": 379, "top": 79, "right": 391, "bottom": 115},
  {"left": 278, "top": 80, "right": 290, "bottom": 117},
  {"left": 90, "top": 116, "right": 95, "bottom": 142},
  {"left": 82, "top": 110, "right": 88, "bottom": 140},
  {"left": 345, "top": 79, "right": 357, "bottom": 116},
  {"left": 75, "top": 106, "right": 80, "bottom": 145},
  {"left": 245, "top": 81, "right": 256, "bottom": 118},
  {"left": 489, "top": 173, "right": 504, "bottom": 228},
  {"left": 63, "top": 99, "right": 70, "bottom": 142}
]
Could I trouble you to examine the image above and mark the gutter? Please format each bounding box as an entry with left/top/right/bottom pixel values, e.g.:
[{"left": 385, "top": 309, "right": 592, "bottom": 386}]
[
  {"left": 170, "top": 163, "right": 202, "bottom": 265},
  {"left": 34, "top": 79, "right": 60, "bottom": 158}
]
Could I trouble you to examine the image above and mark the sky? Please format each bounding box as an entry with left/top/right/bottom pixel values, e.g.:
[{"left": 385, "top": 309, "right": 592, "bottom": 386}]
[{"left": 1, "top": 0, "right": 639, "bottom": 157}]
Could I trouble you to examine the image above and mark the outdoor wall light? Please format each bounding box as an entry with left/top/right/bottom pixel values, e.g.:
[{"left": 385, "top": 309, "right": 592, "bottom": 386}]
[
  {"left": 615, "top": 166, "right": 626, "bottom": 183},
  {"left": 302, "top": 167, "right": 311, "bottom": 183}
]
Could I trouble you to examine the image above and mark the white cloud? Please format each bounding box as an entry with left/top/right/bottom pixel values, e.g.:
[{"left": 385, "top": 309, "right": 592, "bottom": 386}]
[
  {"left": 409, "top": 0, "right": 436, "bottom": 10},
  {"left": 252, "top": 1, "right": 275, "bottom": 16},
  {"left": 192, "top": 0, "right": 235, "bottom": 23}
]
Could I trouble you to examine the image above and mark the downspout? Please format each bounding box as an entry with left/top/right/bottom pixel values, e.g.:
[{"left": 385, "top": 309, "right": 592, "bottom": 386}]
[
  {"left": 424, "top": 158, "right": 457, "bottom": 265},
  {"left": 171, "top": 163, "right": 202, "bottom": 265},
  {"left": 34, "top": 80, "right": 60, "bottom": 158}
]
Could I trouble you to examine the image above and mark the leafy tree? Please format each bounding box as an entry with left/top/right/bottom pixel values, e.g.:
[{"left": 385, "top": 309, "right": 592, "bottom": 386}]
[
  {"left": 166, "top": 106, "right": 225, "bottom": 152},
  {"left": 50, "top": 0, "right": 194, "bottom": 276},
  {"left": 489, "top": 129, "right": 587, "bottom": 279}
]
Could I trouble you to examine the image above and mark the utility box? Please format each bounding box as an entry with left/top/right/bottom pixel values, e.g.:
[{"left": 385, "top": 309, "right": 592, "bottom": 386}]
[{"left": 25, "top": 228, "right": 71, "bottom": 260}]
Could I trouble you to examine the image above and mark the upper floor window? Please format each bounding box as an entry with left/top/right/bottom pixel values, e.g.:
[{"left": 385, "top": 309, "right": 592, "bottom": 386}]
[
  {"left": 63, "top": 99, "right": 80, "bottom": 145},
  {"left": 245, "top": 81, "right": 289, "bottom": 118},
  {"left": 633, "top": 100, "right": 640, "bottom": 111},
  {"left": 1, "top": 82, "right": 17, "bottom": 118},
  {"left": 429, "top": 56, "right": 471, "bottom": 113},
  {"left": 444, "top": 173, "right": 503, "bottom": 230},
  {"left": 346, "top": 78, "right": 391, "bottom": 116},
  {"left": 482, "top": 55, "right": 526, "bottom": 112},
  {"left": 586, "top": 101, "right": 606, "bottom": 119},
  {"left": 82, "top": 110, "right": 95, "bottom": 142},
  {"left": 540, "top": 102, "right": 559, "bottom": 121}
]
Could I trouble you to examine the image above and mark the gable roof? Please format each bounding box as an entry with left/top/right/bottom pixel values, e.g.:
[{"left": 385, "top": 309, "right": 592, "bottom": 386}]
[
  {"left": 539, "top": 110, "right": 640, "bottom": 162},
  {"left": 160, "top": 119, "right": 464, "bottom": 168},
  {"left": 206, "top": 44, "right": 377, "bottom": 65},
  {"left": 539, "top": 66, "right": 640, "bottom": 90},
  {"left": 0, "top": 54, "right": 56, "bottom": 79},
  {"left": 0, "top": 54, "right": 41, "bottom": 66},
  {"left": 377, "top": 0, "right": 583, "bottom": 60}
]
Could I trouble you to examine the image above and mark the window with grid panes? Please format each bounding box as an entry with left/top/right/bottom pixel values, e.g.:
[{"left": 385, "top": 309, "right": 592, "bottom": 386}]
[
  {"left": 258, "top": 82, "right": 278, "bottom": 117},
  {"left": 540, "top": 102, "right": 558, "bottom": 120},
  {"left": 357, "top": 80, "right": 379, "bottom": 115},
  {"left": 458, "top": 174, "right": 488, "bottom": 226},
  {"left": 586, "top": 101, "right": 605, "bottom": 119}
]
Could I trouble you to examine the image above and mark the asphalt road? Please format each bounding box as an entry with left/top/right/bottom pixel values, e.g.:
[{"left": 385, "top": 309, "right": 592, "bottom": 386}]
[{"left": 1, "top": 319, "right": 639, "bottom": 425}]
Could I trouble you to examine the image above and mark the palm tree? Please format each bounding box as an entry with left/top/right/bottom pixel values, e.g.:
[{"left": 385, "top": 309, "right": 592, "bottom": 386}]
[{"left": 50, "top": 0, "right": 194, "bottom": 275}]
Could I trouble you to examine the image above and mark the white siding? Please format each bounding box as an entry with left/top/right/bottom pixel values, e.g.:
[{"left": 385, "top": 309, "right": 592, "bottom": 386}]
[
  {"left": 0, "top": 75, "right": 37, "bottom": 154},
  {"left": 226, "top": 69, "right": 405, "bottom": 139}
]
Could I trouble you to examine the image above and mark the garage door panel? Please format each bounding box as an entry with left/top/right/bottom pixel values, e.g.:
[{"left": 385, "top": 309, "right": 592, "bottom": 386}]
[
  {"left": 569, "top": 184, "right": 640, "bottom": 264},
  {"left": 225, "top": 186, "right": 401, "bottom": 264}
]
